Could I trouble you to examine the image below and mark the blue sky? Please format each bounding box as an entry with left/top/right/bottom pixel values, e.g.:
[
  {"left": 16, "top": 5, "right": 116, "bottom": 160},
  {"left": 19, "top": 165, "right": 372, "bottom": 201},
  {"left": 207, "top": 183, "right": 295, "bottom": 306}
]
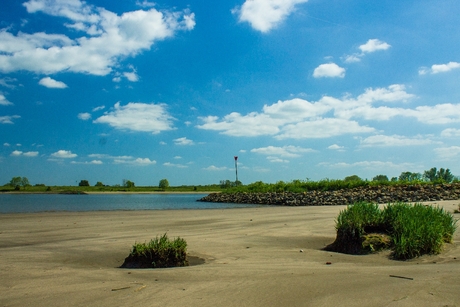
[{"left": 1, "top": 0, "right": 460, "bottom": 186}]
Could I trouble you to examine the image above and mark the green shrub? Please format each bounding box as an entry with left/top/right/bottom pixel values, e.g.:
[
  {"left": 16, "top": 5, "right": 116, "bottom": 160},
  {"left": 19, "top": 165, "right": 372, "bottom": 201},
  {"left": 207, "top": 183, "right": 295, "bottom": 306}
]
[
  {"left": 328, "top": 202, "right": 457, "bottom": 260},
  {"left": 121, "top": 233, "right": 188, "bottom": 268}
]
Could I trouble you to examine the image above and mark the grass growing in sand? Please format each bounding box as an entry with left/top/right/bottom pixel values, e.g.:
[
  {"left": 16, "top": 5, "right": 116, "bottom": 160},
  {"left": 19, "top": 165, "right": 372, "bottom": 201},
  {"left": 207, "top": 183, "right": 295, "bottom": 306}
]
[
  {"left": 121, "top": 233, "right": 188, "bottom": 268},
  {"left": 332, "top": 202, "right": 457, "bottom": 260}
]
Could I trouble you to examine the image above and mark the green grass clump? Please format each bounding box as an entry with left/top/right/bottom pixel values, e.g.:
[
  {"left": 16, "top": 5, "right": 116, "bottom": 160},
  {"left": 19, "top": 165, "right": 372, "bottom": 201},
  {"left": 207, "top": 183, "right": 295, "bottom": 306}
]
[
  {"left": 121, "top": 233, "right": 188, "bottom": 268},
  {"left": 329, "top": 202, "right": 457, "bottom": 260}
]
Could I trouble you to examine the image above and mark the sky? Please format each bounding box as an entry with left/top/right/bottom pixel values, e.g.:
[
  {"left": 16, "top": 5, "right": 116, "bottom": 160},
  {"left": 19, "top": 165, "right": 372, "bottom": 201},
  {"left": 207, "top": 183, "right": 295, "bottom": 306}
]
[{"left": 1, "top": 0, "right": 460, "bottom": 186}]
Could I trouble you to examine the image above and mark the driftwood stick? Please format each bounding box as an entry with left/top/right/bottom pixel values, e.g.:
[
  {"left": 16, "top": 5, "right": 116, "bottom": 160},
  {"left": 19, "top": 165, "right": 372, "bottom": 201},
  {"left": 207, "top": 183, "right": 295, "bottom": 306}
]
[{"left": 389, "top": 275, "right": 413, "bottom": 280}]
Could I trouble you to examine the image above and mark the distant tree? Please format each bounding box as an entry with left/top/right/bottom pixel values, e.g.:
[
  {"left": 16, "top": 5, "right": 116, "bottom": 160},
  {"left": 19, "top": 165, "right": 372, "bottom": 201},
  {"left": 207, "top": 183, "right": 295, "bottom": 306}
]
[
  {"left": 9, "top": 176, "right": 22, "bottom": 188},
  {"left": 79, "top": 180, "right": 90, "bottom": 186},
  {"left": 20, "top": 177, "right": 30, "bottom": 189},
  {"left": 390, "top": 177, "right": 398, "bottom": 182},
  {"left": 343, "top": 175, "right": 362, "bottom": 182},
  {"left": 372, "top": 175, "right": 389, "bottom": 182},
  {"left": 423, "top": 167, "right": 454, "bottom": 183},
  {"left": 95, "top": 181, "right": 104, "bottom": 187},
  {"left": 220, "top": 180, "right": 232, "bottom": 189},
  {"left": 423, "top": 167, "right": 437, "bottom": 182},
  {"left": 436, "top": 168, "right": 454, "bottom": 183},
  {"left": 159, "top": 179, "right": 170, "bottom": 190},
  {"left": 398, "top": 172, "right": 421, "bottom": 182},
  {"left": 123, "top": 179, "right": 135, "bottom": 188}
]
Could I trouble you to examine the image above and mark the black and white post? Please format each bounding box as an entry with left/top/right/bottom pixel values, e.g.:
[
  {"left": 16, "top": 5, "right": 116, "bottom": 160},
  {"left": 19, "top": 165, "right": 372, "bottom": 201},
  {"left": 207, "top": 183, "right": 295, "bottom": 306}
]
[{"left": 234, "top": 156, "right": 238, "bottom": 186}]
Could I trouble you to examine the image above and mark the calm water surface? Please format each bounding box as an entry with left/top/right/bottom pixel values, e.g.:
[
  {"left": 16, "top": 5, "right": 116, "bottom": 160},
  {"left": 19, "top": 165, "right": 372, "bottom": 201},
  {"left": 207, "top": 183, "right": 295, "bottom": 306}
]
[{"left": 0, "top": 194, "right": 257, "bottom": 213}]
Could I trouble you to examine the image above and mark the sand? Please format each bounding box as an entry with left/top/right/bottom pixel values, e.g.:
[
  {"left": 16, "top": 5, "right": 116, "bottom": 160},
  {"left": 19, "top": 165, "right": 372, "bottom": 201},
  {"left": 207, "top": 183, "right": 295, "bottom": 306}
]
[{"left": 1, "top": 201, "right": 459, "bottom": 307}]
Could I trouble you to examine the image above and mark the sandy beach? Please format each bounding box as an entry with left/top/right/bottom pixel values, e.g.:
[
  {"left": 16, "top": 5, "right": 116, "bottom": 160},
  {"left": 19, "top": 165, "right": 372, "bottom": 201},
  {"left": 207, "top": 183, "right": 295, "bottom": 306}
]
[{"left": 1, "top": 201, "right": 459, "bottom": 307}]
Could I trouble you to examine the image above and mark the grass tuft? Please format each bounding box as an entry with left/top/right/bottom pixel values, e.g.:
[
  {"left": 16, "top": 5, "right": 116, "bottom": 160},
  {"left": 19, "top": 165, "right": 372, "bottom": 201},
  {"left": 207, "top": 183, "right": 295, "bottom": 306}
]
[
  {"left": 121, "top": 233, "right": 188, "bottom": 268},
  {"left": 328, "top": 202, "right": 457, "bottom": 260}
]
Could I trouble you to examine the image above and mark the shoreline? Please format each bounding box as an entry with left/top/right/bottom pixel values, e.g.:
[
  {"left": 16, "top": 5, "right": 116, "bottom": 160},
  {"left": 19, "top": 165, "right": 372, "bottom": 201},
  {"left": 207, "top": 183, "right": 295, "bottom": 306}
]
[{"left": 1, "top": 202, "right": 459, "bottom": 306}]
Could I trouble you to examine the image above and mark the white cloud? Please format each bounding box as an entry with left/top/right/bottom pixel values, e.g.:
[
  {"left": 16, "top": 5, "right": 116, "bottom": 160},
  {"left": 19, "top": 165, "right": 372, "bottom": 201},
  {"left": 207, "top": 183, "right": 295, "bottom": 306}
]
[
  {"left": 174, "top": 156, "right": 182, "bottom": 159},
  {"left": 11, "top": 150, "right": 23, "bottom": 156},
  {"left": 114, "top": 157, "right": 156, "bottom": 165},
  {"left": 434, "top": 146, "right": 460, "bottom": 160},
  {"left": 441, "top": 128, "right": 460, "bottom": 137},
  {"left": 71, "top": 160, "right": 103, "bottom": 165},
  {"left": 360, "top": 135, "right": 435, "bottom": 147},
  {"left": 0, "top": 115, "right": 20, "bottom": 124},
  {"left": 419, "top": 62, "right": 460, "bottom": 75},
  {"left": 251, "top": 145, "right": 314, "bottom": 158},
  {"left": 38, "top": 77, "right": 68, "bottom": 88},
  {"left": 173, "top": 137, "right": 194, "bottom": 145},
  {"left": 359, "top": 39, "right": 391, "bottom": 53},
  {"left": 94, "top": 102, "right": 175, "bottom": 134},
  {"left": 343, "top": 54, "right": 361, "bottom": 63},
  {"left": 0, "top": 77, "right": 18, "bottom": 89},
  {"left": 203, "top": 165, "right": 228, "bottom": 171},
  {"left": 0, "top": 1, "right": 195, "bottom": 76},
  {"left": 344, "top": 39, "right": 391, "bottom": 63},
  {"left": 0, "top": 93, "right": 13, "bottom": 106},
  {"left": 234, "top": 0, "right": 308, "bottom": 33},
  {"left": 92, "top": 105, "right": 105, "bottom": 112},
  {"left": 23, "top": 151, "right": 39, "bottom": 157},
  {"left": 198, "top": 84, "right": 418, "bottom": 139},
  {"left": 267, "top": 156, "right": 289, "bottom": 163},
  {"left": 51, "top": 150, "right": 77, "bottom": 158},
  {"left": 328, "top": 144, "right": 344, "bottom": 150},
  {"left": 163, "top": 162, "right": 188, "bottom": 168},
  {"left": 4, "top": 143, "right": 10, "bottom": 146},
  {"left": 321, "top": 160, "right": 415, "bottom": 171},
  {"left": 198, "top": 84, "right": 460, "bottom": 139},
  {"left": 78, "top": 112, "right": 91, "bottom": 120},
  {"left": 313, "top": 63, "right": 345, "bottom": 78}
]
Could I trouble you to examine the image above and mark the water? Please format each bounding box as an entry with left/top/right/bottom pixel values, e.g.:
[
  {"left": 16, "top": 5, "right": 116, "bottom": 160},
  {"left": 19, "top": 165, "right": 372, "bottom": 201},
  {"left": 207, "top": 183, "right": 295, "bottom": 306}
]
[{"left": 0, "top": 193, "right": 257, "bottom": 213}]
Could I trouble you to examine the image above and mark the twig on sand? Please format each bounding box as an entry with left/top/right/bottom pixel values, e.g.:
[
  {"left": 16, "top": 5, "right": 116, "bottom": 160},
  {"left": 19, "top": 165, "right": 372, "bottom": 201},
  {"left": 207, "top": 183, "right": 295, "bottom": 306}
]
[
  {"left": 111, "top": 286, "right": 131, "bottom": 291},
  {"left": 389, "top": 275, "right": 413, "bottom": 280}
]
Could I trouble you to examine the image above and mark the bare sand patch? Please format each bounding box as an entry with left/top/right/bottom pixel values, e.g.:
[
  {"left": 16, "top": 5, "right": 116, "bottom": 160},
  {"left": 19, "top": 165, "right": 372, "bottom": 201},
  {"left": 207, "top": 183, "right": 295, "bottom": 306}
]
[{"left": 1, "top": 201, "right": 459, "bottom": 306}]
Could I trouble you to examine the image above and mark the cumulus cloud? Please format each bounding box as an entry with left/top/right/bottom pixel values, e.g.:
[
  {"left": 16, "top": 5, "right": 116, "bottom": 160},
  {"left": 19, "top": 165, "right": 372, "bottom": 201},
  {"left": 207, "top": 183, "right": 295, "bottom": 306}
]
[
  {"left": 441, "top": 128, "right": 460, "bottom": 137},
  {"left": 203, "top": 165, "right": 228, "bottom": 171},
  {"left": 114, "top": 157, "right": 156, "bottom": 165},
  {"left": 0, "top": 0, "right": 195, "bottom": 76},
  {"left": 71, "top": 160, "right": 103, "bottom": 165},
  {"left": 78, "top": 112, "right": 91, "bottom": 120},
  {"left": 344, "top": 39, "right": 391, "bottom": 63},
  {"left": 0, "top": 115, "right": 20, "bottom": 124},
  {"left": 0, "top": 77, "right": 18, "bottom": 89},
  {"left": 197, "top": 84, "right": 422, "bottom": 139},
  {"left": 0, "top": 93, "right": 13, "bottom": 106},
  {"left": 233, "top": 0, "right": 308, "bottom": 33},
  {"left": 94, "top": 102, "right": 175, "bottom": 134},
  {"left": 38, "top": 77, "right": 68, "bottom": 88},
  {"left": 92, "top": 105, "right": 105, "bottom": 112},
  {"left": 251, "top": 145, "right": 315, "bottom": 158},
  {"left": 11, "top": 150, "right": 23, "bottom": 156},
  {"left": 434, "top": 146, "right": 460, "bottom": 160},
  {"left": 328, "top": 144, "right": 344, "bottom": 150},
  {"left": 173, "top": 137, "right": 194, "bottom": 145},
  {"left": 51, "top": 150, "right": 77, "bottom": 158},
  {"left": 418, "top": 62, "right": 460, "bottom": 75},
  {"left": 163, "top": 162, "right": 188, "bottom": 168},
  {"left": 360, "top": 135, "right": 435, "bottom": 147},
  {"left": 321, "top": 160, "right": 415, "bottom": 171},
  {"left": 359, "top": 39, "right": 391, "bottom": 53},
  {"left": 23, "top": 151, "right": 39, "bottom": 157},
  {"left": 313, "top": 63, "right": 345, "bottom": 78}
]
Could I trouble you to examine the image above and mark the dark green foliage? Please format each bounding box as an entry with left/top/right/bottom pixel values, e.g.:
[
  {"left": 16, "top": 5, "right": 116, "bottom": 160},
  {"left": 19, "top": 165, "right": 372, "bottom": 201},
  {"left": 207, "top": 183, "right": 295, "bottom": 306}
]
[
  {"left": 121, "top": 233, "right": 188, "bottom": 268},
  {"left": 343, "top": 175, "right": 363, "bottom": 182},
  {"left": 78, "top": 180, "right": 90, "bottom": 186},
  {"left": 159, "top": 179, "right": 169, "bottom": 190},
  {"left": 398, "top": 171, "right": 422, "bottom": 182},
  {"left": 329, "top": 202, "right": 457, "bottom": 260},
  {"left": 123, "top": 179, "right": 135, "bottom": 188},
  {"left": 423, "top": 167, "right": 454, "bottom": 183},
  {"left": 372, "top": 175, "right": 389, "bottom": 182},
  {"left": 95, "top": 181, "right": 104, "bottom": 187}
]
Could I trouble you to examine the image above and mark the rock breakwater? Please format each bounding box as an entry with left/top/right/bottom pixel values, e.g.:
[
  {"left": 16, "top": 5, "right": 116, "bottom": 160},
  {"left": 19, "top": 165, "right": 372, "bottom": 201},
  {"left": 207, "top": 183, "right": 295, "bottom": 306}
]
[{"left": 198, "top": 183, "right": 460, "bottom": 206}]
